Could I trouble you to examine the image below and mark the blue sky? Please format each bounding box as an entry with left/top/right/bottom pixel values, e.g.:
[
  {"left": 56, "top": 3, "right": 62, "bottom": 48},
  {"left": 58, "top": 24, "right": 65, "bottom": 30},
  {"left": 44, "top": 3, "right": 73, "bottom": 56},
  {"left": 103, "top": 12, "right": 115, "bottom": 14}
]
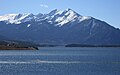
[{"left": 0, "top": 0, "right": 120, "bottom": 28}]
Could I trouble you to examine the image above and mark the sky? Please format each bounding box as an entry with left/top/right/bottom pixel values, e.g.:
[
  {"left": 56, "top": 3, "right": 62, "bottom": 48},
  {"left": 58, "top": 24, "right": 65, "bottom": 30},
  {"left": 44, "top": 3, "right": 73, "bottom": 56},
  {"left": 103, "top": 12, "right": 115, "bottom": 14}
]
[{"left": 0, "top": 0, "right": 120, "bottom": 28}]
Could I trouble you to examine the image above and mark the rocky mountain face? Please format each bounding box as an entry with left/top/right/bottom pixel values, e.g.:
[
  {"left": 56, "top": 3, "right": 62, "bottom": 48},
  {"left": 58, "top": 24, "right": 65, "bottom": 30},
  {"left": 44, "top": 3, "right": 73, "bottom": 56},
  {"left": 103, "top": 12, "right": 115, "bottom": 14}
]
[{"left": 0, "top": 8, "right": 120, "bottom": 45}]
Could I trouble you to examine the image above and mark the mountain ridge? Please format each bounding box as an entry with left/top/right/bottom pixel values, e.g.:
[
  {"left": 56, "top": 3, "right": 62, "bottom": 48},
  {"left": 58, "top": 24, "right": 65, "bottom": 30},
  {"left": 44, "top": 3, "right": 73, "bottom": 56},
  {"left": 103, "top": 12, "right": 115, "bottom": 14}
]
[
  {"left": 0, "top": 8, "right": 120, "bottom": 45},
  {"left": 0, "top": 8, "right": 91, "bottom": 26}
]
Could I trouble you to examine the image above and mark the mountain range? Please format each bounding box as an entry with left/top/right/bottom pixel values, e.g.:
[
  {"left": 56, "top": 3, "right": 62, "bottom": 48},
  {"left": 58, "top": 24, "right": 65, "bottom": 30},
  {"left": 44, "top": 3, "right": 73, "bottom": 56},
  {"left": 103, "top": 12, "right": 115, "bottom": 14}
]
[{"left": 0, "top": 8, "right": 120, "bottom": 45}]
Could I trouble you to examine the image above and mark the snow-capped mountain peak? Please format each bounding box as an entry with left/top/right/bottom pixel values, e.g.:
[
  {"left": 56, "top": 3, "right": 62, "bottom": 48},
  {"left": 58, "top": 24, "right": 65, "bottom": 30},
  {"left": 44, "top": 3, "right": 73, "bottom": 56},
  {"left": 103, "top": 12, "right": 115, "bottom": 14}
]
[
  {"left": 48, "top": 9, "right": 59, "bottom": 16},
  {"left": 45, "top": 9, "right": 83, "bottom": 26},
  {"left": 0, "top": 13, "right": 34, "bottom": 24},
  {"left": 0, "top": 9, "right": 92, "bottom": 26},
  {"left": 55, "top": 10, "right": 79, "bottom": 26},
  {"left": 0, "top": 14, "right": 19, "bottom": 24}
]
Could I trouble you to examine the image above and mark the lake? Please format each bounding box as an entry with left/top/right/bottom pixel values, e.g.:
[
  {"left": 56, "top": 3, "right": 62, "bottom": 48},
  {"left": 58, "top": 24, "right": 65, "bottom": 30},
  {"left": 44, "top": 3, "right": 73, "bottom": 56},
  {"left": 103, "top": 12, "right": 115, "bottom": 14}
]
[{"left": 0, "top": 47, "right": 120, "bottom": 75}]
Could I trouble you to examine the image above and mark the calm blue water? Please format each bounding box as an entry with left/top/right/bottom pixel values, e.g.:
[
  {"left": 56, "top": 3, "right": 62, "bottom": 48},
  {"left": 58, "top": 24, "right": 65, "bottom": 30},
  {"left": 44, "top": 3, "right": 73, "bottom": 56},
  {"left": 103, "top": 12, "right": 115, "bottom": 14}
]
[{"left": 0, "top": 47, "right": 120, "bottom": 75}]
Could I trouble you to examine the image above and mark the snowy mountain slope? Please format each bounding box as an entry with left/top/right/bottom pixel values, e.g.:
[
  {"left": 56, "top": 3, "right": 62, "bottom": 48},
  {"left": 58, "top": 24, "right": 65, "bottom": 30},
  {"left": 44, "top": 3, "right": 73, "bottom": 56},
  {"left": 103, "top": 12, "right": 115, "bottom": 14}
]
[
  {"left": 0, "top": 9, "right": 91, "bottom": 26},
  {"left": 0, "top": 13, "right": 34, "bottom": 24},
  {"left": 0, "top": 9, "right": 120, "bottom": 45}
]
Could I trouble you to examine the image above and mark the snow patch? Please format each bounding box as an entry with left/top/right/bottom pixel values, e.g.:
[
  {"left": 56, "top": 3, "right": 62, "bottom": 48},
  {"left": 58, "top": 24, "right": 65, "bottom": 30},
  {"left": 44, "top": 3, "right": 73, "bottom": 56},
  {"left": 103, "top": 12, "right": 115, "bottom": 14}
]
[
  {"left": 89, "top": 19, "right": 96, "bottom": 35},
  {"left": 48, "top": 21, "right": 52, "bottom": 24},
  {"left": 27, "top": 24, "right": 31, "bottom": 27},
  {"left": 80, "top": 16, "right": 91, "bottom": 22},
  {"left": 92, "top": 19, "right": 96, "bottom": 28},
  {"left": 55, "top": 16, "right": 64, "bottom": 22}
]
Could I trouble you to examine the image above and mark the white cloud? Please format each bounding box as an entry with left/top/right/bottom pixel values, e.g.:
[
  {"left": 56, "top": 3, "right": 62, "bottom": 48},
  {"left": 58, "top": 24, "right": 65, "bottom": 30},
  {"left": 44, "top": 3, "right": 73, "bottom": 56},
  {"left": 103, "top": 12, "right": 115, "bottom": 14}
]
[{"left": 40, "top": 4, "right": 48, "bottom": 8}]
